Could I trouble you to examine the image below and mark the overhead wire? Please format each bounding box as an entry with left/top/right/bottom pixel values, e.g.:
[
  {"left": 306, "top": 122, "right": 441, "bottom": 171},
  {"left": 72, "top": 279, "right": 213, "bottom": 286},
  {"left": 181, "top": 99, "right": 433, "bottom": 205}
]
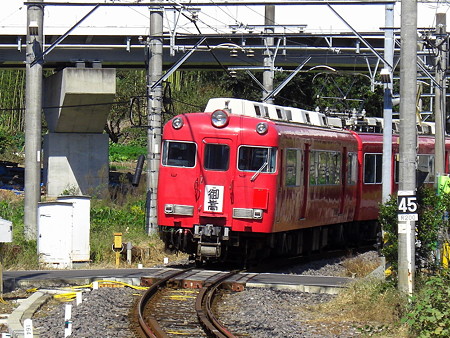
[{"left": 0, "top": 5, "right": 24, "bottom": 25}]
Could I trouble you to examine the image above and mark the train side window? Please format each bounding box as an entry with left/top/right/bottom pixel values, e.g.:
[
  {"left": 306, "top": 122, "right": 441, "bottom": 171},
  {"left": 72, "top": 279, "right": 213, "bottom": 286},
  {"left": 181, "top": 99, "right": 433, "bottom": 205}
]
[
  {"left": 309, "top": 151, "right": 318, "bottom": 185},
  {"left": 347, "top": 152, "right": 357, "bottom": 185},
  {"left": 285, "top": 148, "right": 301, "bottom": 186},
  {"left": 364, "top": 153, "right": 382, "bottom": 184},
  {"left": 162, "top": 141, "right": 196, "bottom": 168},
  {"left": 204, "top": 144, "right": 230, "bottom": 171},
  {"left": 317, "top": 152, "right": 329, "bottom": 184},
  {"left": 394, "top": 154, "right": 399, "bottom": 183},
  {"left": 238, "top": 146, "right": 277, "bottom": 173},
  {"left": 417, "top": 154, "right": 435, "bottom": 184},
  {"left": 330, "top": 152, "right": 341, "bottom": 184}
]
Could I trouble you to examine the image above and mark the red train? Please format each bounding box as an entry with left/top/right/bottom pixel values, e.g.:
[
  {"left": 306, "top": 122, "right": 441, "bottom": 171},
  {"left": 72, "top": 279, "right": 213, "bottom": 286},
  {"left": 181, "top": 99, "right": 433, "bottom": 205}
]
[{"left": 157, "top": 98, "right": 441, "bottom": 264}]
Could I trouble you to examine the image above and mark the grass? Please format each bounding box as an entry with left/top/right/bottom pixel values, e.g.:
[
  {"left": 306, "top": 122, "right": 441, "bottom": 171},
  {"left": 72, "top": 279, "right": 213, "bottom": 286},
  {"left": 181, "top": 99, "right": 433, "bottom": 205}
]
[
  {"left": 303, "top": 255, "right": 409, "bottom": 337},
  {"left": 0, "top": 187, "right": 186, "bottom": 270},
  {"left": 340, "top": 254, "right": 382, "bottom": 278}
]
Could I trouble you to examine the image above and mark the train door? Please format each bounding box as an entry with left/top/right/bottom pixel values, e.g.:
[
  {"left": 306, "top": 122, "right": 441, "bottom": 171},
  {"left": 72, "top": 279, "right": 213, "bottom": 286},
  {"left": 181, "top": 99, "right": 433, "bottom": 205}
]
[
  {"left": 198, "top": 138, "right": 234, "bottom": 219},
  {"left": 339, "top": 147, "right": 348, "bottom": 215},
  {"left": 300, "top": 144, "right": 310, "bottom": 220},
  {"left": 274, "top": 145, "right": 306, "bottom": 231}
]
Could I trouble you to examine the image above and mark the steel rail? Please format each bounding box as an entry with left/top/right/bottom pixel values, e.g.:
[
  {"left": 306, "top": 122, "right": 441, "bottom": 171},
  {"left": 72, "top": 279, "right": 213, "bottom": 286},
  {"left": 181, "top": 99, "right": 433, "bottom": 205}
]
[
  {"left": 195, "top": 270, "right": 240, "bottom": 338},
  {"left": 136, "top": 267, "right": 194, "bottom": 338}
]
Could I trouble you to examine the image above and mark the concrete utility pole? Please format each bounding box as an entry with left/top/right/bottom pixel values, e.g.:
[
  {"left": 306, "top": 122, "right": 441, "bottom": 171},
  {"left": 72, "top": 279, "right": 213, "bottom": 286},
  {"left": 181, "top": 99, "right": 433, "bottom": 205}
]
[
  {"left": 146, "top": 7, "right": 163, "bottom": 235},
  {"left": 434, "top": 11, "right": 447, "bottom": 177},
  {"left": 263, "top": 5, "right": 275, "bottom": 103},
  {"left": 24, "top": 0, "right": 44, "bottom": 240},
  {"left": 398, "top": 0, "right": 417, "bottom": 295},
  {"left": 382, "top": 4, "right": 395, "bottom": 203}
]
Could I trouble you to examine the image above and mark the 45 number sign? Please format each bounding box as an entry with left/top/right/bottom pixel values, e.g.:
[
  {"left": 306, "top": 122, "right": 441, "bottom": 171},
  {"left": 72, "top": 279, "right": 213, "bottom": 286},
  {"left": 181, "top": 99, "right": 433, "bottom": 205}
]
[{"left": 397, "top": 190, "right": 418, "bottom": 221}]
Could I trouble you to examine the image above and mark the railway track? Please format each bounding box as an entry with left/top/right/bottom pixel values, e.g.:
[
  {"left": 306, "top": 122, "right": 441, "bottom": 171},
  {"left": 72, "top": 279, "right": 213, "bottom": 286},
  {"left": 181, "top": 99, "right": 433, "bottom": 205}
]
[{"left": 135, "top": 268, "right": 240, "bottom": 338}]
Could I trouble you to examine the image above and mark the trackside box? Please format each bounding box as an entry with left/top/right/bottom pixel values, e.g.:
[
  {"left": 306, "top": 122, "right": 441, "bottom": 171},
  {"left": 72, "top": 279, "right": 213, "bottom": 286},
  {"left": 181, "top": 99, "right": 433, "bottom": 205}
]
[{"left": 0, "top": 218, "right": 12, "bottom": 243}]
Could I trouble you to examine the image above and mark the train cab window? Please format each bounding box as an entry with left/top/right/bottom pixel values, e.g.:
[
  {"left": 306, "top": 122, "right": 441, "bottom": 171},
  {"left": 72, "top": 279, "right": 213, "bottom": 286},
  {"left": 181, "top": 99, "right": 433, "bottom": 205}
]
[
  {"left": 285, "top": 149, "right": 301, "bottom": 186},
  {"left": 162, "top": 141, "right": 196, "bottom": 168},
  {"left": 364, "top": 153, "right": 382, "bottom": 184},
  {"left": 347, "top": 152, "right": 357, "bottom": 185},
  {"left": 238, "top": 146, "right": 277, "bottom": 173},
  {"left": 204, "top": 144, "right": 230, "bottom": 171}
]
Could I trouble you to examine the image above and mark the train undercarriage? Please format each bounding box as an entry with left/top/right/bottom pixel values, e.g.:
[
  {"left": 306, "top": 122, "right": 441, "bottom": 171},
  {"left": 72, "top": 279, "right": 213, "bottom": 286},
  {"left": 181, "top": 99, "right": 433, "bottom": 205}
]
[{"left": 159, "top": 221, "right": 380, "bottom": 265}]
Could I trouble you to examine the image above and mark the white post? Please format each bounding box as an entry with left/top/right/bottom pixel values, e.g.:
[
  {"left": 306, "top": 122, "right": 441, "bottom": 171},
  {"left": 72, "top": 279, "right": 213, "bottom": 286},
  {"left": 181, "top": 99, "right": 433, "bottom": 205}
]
[
  {"left": 64, "top": 304, "right": 72, "bottom": 337},
  {"left": 76, "top": 292, "right": 82, "bottom": 306},
  {"left": 23, "top": 318, "right": 33, "bottom": 338}
]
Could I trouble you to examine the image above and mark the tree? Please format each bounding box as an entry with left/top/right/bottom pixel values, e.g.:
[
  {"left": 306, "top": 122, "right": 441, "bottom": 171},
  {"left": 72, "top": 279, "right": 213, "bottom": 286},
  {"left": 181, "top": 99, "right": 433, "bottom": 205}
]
[{"left": 105, "top": 69, "right": 147, "bottom": 144}]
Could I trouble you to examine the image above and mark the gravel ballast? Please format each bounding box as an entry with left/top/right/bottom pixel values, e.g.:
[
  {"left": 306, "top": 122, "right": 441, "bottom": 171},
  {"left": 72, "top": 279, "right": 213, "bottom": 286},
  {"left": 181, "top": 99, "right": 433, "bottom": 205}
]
[{"left": 15, "top": 251, "right": 380, "bottom": 337}]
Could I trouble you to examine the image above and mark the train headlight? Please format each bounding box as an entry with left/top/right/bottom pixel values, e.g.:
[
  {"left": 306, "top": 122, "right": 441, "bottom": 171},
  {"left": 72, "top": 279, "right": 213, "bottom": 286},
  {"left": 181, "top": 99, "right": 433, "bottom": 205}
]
[
  {"left": 172, "top": 117, "right": 184, "bottom": 129},
  {"left": 211, "top": 109, "right": 229, "bottom": 128},
  {"left": 256, "top": 122, "right": 268, "bottom": 135}
]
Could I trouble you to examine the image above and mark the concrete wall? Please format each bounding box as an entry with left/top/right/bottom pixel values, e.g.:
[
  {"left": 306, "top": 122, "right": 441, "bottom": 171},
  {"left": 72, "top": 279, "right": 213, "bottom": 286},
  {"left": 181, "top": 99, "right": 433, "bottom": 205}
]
[{"left": 43, "top": 133, "right": 109, "bottom": 197}]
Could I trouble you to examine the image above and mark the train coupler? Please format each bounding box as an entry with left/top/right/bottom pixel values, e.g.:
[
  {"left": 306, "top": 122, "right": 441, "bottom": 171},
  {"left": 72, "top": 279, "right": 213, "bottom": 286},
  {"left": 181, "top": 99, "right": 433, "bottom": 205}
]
[{"left": 193, "top": 224, "right": 230, "bottom": 240}]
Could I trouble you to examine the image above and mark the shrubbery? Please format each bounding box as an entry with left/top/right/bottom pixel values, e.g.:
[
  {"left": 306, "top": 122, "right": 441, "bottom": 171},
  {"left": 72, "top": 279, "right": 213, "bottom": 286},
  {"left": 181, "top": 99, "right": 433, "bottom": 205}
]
[
  {"left": 109, "top": 142, "right": 146, "bottom": 162},
  {"left": 379, "top": 186, "right": 450, "bottom": 336},
  {"left": 0, "top": 191, "right": 157, "bottom": 268},
  {"left": 380, "top": 186, "right": 450, "bottom": 273},
  {"left": 403, "top": 272, "right": 450, "bottom": 336}
]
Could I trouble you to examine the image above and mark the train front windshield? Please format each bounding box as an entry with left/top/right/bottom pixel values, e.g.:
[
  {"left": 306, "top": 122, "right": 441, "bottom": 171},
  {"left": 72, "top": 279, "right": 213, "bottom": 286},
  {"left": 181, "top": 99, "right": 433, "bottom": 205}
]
[
  {"left": 238, "top": 146, "right": 277, "bottom": 172},
  {"left": 162, "top": 141, "right": 277, "bottom": 174},
  {"left": 162, "top": 141, "right": 196, "bottom": 167}
]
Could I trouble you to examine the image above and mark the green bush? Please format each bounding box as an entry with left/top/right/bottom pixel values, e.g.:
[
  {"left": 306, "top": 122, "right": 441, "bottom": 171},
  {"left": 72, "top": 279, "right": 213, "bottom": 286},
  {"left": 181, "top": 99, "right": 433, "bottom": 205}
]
[
  {"left": 0, "top": 198, "right": 39, "bottom": 269},
  {"left": 403, "top": 272, "right": 450, "bottom": 336},
  {"left": 0, "top": 128, "right": 24, "bottom": 162},
  {"left": 109, "top": 143, "right": 146, "bottom": 162},
  {"left": 0, "top": 193, "right": 154, "bottom": 267},
  {"left": 380, "top": 187, "right": 450, "bottom": 273}
]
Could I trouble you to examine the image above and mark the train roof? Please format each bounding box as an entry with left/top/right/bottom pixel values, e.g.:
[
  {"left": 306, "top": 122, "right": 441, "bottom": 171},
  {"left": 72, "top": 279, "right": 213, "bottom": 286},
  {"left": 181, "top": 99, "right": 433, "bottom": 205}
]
[{"left": 204, "top": 98, "right": 436, "bottom": 136}]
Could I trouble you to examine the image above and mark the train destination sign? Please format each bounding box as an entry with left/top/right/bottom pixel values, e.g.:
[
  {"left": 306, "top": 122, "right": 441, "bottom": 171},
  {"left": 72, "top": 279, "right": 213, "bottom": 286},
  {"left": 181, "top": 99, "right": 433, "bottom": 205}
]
[{"left": 397, "top": 190, "right": 418, "bottom": 222}]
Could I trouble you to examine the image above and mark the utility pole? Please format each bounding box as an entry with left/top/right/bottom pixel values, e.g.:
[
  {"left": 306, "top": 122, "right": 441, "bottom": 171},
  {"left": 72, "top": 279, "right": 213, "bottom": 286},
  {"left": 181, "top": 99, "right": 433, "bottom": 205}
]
[
  {"left": 263, "top": 5, "right": 275, "bottom": 103},
  {"left": 146, "top": 7, "right": 163, "bottom": 235},
  {"left": 382, "top": 4, "right": 394, "bottom": 203},
  {"left": 24, "top": 0, "right": 44, "bottom": 240},
  {"left": 398, "top": 0, "right": 417, "bottom": 295},
  {"left": 434, "top": 11, "right": 446, "bottom": 177}
]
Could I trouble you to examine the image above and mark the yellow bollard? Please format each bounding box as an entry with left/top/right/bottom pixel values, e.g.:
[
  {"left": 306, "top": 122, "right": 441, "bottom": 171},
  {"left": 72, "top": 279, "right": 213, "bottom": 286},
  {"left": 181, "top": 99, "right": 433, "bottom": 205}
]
[
  {"left": 113, "top": 233, "right": 123, "bottom": 268},
  {"left": 442, "top": 242, "right": 450, "bottom": 269}
]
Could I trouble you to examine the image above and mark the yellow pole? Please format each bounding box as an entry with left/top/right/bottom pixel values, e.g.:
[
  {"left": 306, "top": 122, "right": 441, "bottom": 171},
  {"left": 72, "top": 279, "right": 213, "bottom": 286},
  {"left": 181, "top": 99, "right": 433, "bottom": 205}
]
[{"left": 113, "top": 233, "right": 122, "bottom": 268}]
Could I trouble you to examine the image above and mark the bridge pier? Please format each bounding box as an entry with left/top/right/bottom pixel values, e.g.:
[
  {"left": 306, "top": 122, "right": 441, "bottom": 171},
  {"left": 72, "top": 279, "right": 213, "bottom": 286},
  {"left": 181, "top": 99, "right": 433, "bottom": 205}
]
[{"left": 43, "top": 67, "right": 116, "bottom": 197}]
